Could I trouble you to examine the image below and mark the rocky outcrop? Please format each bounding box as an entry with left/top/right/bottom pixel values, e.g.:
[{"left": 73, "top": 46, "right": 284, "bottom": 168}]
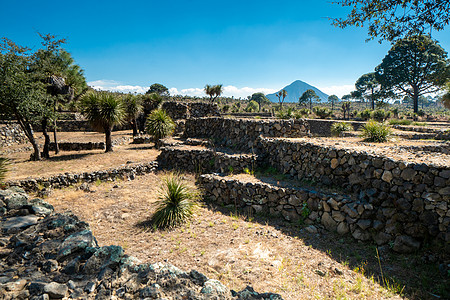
[{"left": 0, "top": 187, "right": 282, "bottom": 299}]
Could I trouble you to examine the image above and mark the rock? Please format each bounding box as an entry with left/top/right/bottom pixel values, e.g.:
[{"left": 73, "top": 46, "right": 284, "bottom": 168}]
[
  {"left": 57, "top": 230, "right": 96, "bottom": 260},
  {"left": 352, "top": 228, "right": 371, "bottom": 241},
  {"left": 374, "top": 232, "right": 392, "bottom": 245},
  {"left": 381, "top": 171, "right": 393, "bottom": 183},
  {"left": 356, "top": 219, "right": 371, "bottom": 230},
  {"left": 43, "top": 282, "right": 68, "bottom": 299},
  {"left": 139, "top": 284, "right": 161, "bottom": 299},
  {"left": 305, "top": 225, "right": 318, "bottom": 234},
  {"left": 200, "top": 279, "right": 230, "bottom": 296},
  {"left": 83, "top": 246, "right": 124, "bottom": 274},
  {"left": 84, "top": 281, "right": 96, "bottom": 294},
  {"left": 392, "top": 235, "right": 420, "bottom": 253},
  {"left": 42, "top": 260, "right": 59, "bottom": 273},
  {"left": 5, "top": 279, "right": 27, "bottom": 291},
  {"left": 321, "top": 212, "right": 337, "bottom": 231},
  {"left": 190, "top": 270, "right": 208, "bottom": 286},
  {"left": 337, "top": 222, "right": 349, "bottom": 235},
  {"left": 330, "top": 158, "right": 339, "bottom": 169},
  {"left": 1, "top": 215, "right": 39, "bottom": 231},
  {"left": 401, "top": 168, "right": 416, "bottom": 181}
]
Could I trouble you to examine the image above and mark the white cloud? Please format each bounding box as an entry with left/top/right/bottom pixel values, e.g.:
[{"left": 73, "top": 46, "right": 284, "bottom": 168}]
[
  {"left": 318, "top": 85, "right": 355, "bottom": 98},
  {"left": 89, "top": 80, "right": 277, "bottom": 99}
]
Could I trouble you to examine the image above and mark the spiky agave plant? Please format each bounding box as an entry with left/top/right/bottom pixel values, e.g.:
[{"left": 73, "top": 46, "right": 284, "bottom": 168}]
[
  {"left": 360, "top": 120, "right": 392, "bottom": 142},
  {"left": 145, "top": 109, "right": 175, "bottom": 148},
  {"left": 151, "top": 174, "right": 198, "bottom": 229}
]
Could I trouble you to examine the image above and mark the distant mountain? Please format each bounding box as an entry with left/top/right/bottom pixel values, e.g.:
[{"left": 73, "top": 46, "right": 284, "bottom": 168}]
[{"left": 266, "top": 80, "right": 329, "bottom": 103}]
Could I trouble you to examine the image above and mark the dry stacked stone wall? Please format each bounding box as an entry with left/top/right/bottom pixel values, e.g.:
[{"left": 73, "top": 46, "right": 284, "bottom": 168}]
[
  {"left": 0, "top": 123, "right": 28, "bottom": 146},
  {"left": 198, "top": 174, "right": 449, "bottom": 253},
  {"left": 307, "top": 119, "right": 365, "bottom": 136},
  {"left": 259, "top": 138, "right": 449, "bottom": 243},
  {"left": 161, "top": 102, "right": 221, "bottom": 120},
  {"left": 183, "top": 117, "right": 310, "bottom": 152}
]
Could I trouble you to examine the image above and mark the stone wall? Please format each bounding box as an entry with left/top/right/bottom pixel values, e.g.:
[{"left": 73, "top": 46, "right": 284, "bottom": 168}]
[
  {"left": 198, "top": 174, "right": 449, "bottom": 253},
  {"left": 259, "top": 137, "right": 449, "bottom": 242},
  {"left": 307, "top": 119, "right": 365, "bottom": 136},
  {"left": 48, "top": 142, "right": 105, "bottom": 151},
  {"left": 0, "top": 187, "right": 281, "bottom": 299},
  {"left": 161, "top": 102, "right": 221, "bottom": 120},
  {"left": 6, "top": 161, "right": 159, "bottom": 192},
  {"left": 0, "top": 123, "right": 28, "bottom": 146},
  {"left": 183, "top": 117, "right": 310, "bottom": 152},
  {"left": 157, "top": 147, "right": 258, "bottom": 174}
]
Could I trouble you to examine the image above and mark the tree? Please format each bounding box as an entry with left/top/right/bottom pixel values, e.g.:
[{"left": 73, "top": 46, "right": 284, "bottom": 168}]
[
  {"left": 0, "top": 38, "right": 47, "bottom": 160},
  {"left": 328, "top": 95, "right": 339, "bottom": 111},
  {"left": 146, "top": 83, "right": 169, "bottom": 96},
  {"left": 123, "top": 94, "right": 143, "bottom": 137},
  {"left": 245, "top": 100, "right": 259, "bottom": 112},
  {"left": 341, "top": 101, "right": 352, "bottom": 120},
  {"left": 375, "top": 35, "right": 449, "bottom": 113},
  {"left": 275, "top": 89, "right": 287, "bottom": 110},
  {"left": 249, "top": 92, "right": 270, "bottom": 112},
  {"left": 299, "top": 89, "right": 320, "bottom": 110},
  {"left": 441, "top": 82, "right": 450, "bottom": 109},
  {"left": 79, "top": 91, "right": 125, "bottom": 152},
  {"left": 331, "top": 0, "right": 450, "bottom": 42},
  {"left": 204, "top": 84, "right": 223, "bottom": 102},
  {"left": 145, "top": 109, "right": 175, "bottom": 148},
  {"left": 355, "top": 73, "right": 384, "bottom": 110}
]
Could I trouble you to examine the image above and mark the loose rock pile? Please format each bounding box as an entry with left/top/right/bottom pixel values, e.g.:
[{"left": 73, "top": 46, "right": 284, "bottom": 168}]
[{"left": 0, "top": 187, "right": 282, "bottom": 299}]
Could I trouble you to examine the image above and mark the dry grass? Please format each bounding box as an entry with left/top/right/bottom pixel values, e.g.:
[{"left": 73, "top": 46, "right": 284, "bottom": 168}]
[
  {"left": 3, "top": 131, "right": 159, "bottom": 180},
  {"left": 44, "top": 173, "right": 404, "bottom": 300}
]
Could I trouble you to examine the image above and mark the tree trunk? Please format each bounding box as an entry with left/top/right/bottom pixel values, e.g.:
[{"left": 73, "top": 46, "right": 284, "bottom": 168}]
[
  {"left": 53, "top": 119, "right": 59, "bottom": 154},
  {"left": 413, "top": 85, "right": 419, "bottom": 114},
  {"left": 42, "top": 118, "right": 50, "bottom": 159},
  {"left": 105, "top": 126, "right": 113, "bottom": 152},
  {"left": 131, "top": 119, "right": 138, "bottom": 137},
  {"left": 15, "top": 112, "right": 41, "bottom": 161}
]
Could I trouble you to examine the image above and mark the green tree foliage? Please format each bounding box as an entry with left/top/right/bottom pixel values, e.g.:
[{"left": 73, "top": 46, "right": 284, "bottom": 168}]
[
  {"left": 275, "top": 89, "right": 287, "bottom": 110},
  {"left": 328, "top": 95, "right": 339, "bottom": 111},
  {"left": 79, "top": 91, "right": 125, "bottom": 152},
  {"left": 123, "top": 94, "right": 143, "bottom": 137},
  {"left": 299, "top": 89, "right": 319, "bottom": 110},
  {"left": 355, "top": 72, "right": 385, "bottom": 110},
  {"left": 151, "top": 173, "right": 198, "bottom": 229},
  {"left": 375, "top": 35, "right": 449, "bottom": 113},
  {"left": 0, "top": 38, "right": 47, "bottom": 160},
  {"left": 245, "top": 100, "right": 259, "bottom": 112},
  {"left": 331, "top": 0, "right": 450, "bottom": 42},
  {"left": 249, "top": 92, "right": 270, "bottom": 112},
  {"left": 204, "top": 84, "right": 223, "bottom": 102},
  {"left": 146, "top": 83, "right": 169, "bottom": 96},
  {"left": 145, "top": 109, "right": 175, "bottom": 148}
]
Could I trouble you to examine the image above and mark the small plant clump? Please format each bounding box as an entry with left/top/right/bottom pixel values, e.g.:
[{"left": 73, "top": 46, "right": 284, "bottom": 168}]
[
  {"left": 331, "top": 122, "right": 354, "bottom": 137},
  {"left": 313, "top": 106, "right": 332, "bottom": 119},
  {"left": 145, "top": 109, "right": 175, "bottom": 148},
  {"left": 360, "top": 120, "right": 392, "bottom": 142},
  {"left": 151, "top": 173, "right": 199, "bottom": 229}
]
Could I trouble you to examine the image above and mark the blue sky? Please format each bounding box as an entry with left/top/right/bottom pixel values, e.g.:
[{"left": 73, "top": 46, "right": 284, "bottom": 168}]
[{"left": 2, "top": 0, "right": 449, "bottom": 98}]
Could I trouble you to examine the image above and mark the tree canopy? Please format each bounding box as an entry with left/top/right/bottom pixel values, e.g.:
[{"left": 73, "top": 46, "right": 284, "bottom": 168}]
[
  {"left": 299, "top": 89, "right": 319, "bottom": 110},
  {"left": 249, "top": 92, "right": 270, "bottom": 111},
  {"left": 328, "top": 95, "right": 339, "bottom": 111},
  {"left": 275, "top": 89, "right": 287, "bottom": 110},
  {"left": 331, "top": 0, "right": 450, "bottom": 42},
  {"left": 204, "top": 84, "right": 223, "bottom": 102},
  {"left": 375, "top": 35, "right": 449, "bottom": 113},
  {"left": 146, "top": 83, "right": 169, "bottom": 96},
  {"left": 355, "top": 72, "right": 384, "bottom": 110}
]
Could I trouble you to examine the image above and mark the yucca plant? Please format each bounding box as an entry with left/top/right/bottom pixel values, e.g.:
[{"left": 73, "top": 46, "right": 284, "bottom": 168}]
[
  {"left": 123, "top": 94, "right": 143, "bottom": 137},
  {"left": 331, "top": 122, "right": 354, "bottom": 137},
  {"left": 360, "top": 120, "right": 392, "bottom": 142},
  {"left": 79, "top": 91, "right": 125, "bottom": 152},
  {"left": 0, "top": 156, "right": 9, "bottom": 185},
  {"left": 145, "top": 109, "right": 175, "bottom": 148},
  {"left": 151, "top": 174, "right": 199, "bottom": 229}
]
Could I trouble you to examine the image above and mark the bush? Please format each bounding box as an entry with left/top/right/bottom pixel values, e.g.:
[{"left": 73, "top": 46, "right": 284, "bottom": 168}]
[
  {"left": 145, "top": 109, "right": 175, "bottom": 147},
  {"left": 294, "top": 108, "right": 311, "bottom": 119},
  {"left": 313, "top": 107, "right": 332, "bottom": 119},
  {"left": 0, "top": 156, "right": 9, "bottom": 184},
  {"left": 151, "top": 174, "right": 199, "bottom": 229},
  {"left": 245, "top": 100, "right": 259, "bottom": 112},
  {"left": 360, "top": 120, "right": 392, "bottom": 142},
  {"left": 389, "top": 119, "right": 412, "bottom": 125},
  {"left": 330, "top": 122, "right": 354, "bottom": 137},
  {"left": 276, "top": 108, "right": 293, "bottom": 119},
  {"left": 359, "top": 109, "right": 372, "bottom": 120},
  {"left": 372, "top": 109, "right": 391, "bottom": 121}
]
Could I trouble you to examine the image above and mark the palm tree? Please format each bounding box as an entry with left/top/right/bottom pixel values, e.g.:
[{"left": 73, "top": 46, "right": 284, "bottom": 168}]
[
  {"left": 204, "top": 84, "right": 223, "bottom": 102},
  {"left": 145, "top": 108, "right": 175, "bottom": 148},
  {"left": 80, "top": 91, "right": 125, "bottom": 152},
  {"left": 123, "top": 94, "right": 143, "bottom": 137},
  {"left": 276, "top": 89, "right": 288, "bottom": 110}
]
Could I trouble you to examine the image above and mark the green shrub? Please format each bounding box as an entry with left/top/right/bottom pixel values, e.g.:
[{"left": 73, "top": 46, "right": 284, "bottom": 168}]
[
  {"left": 145, "top": 109, "right": 175, "bottom": 147},
  {"left": 276, "top": 108, "right": 293, "bottom": 119},
  {"left": 372, "top": 109, "right": 391, "bottom": 121},
  {"left": 359, "top": 109, "right": 372, "bottom": 120},
  {"left": 151, "top": 174, "right": 199, "bottom": 229},
  {"left": 330, "top": 122, "right": 354, "bottom": 137},
  {"left": 360, "top": 120, "right": 392, "bottom": 142},
  {"left": 245, "top": 100, "right": 259, "bottom": 112},
  {"left": 313, "top": 106, "right": 332, "bottom": 119},
  {"left": 0, "top": 156, "right": 9, "bottom": 184},
  {"left": 389, "top": 119, "right": 412, "bottom": 125},
  {"left": 294, "top": 108, "right": 311, "bottom": 119}
]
